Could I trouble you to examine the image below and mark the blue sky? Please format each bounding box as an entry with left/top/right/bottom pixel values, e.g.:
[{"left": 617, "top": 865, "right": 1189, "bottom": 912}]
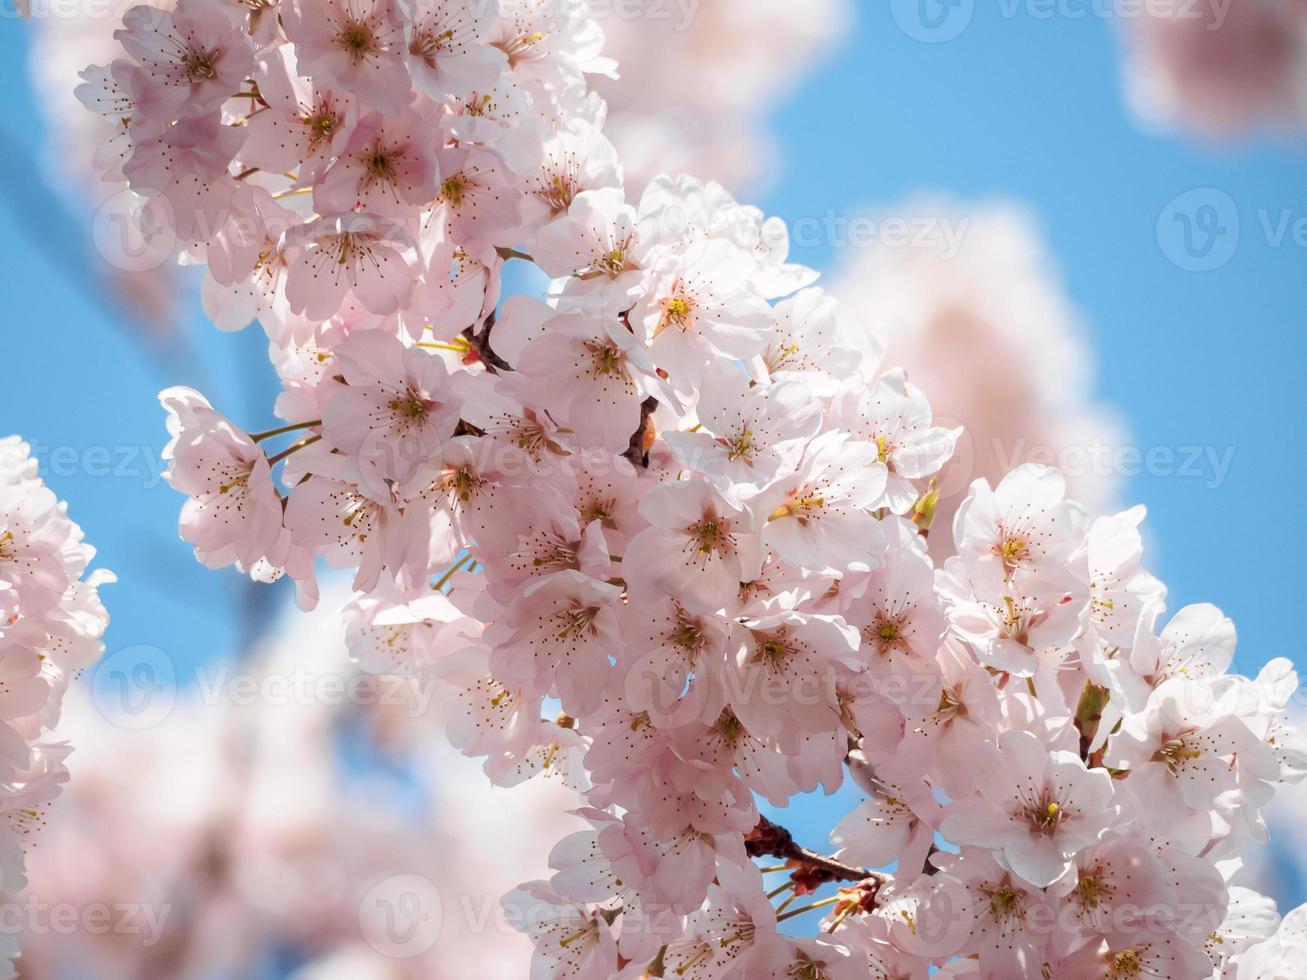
[{"left": 1, "top": 0, "right": 1304, "bottom": 916}]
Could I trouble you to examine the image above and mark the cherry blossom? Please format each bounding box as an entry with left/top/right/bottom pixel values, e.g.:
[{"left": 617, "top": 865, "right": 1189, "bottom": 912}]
[
  {"left": 833, "top": 368, "right": 960, "bottom": 515},
  {"left": 281, "top": 0, "right": 412, "bottom": 113},
  {"left": 241, "top": 47, "right": 358, "bottom": 182},
  {"left": 320, "top": 328, "right": 462, "bottom": 493},
  {"left": 0, "top": 438, "right": 111, "bottom": 977},
  {"left": 56, "top": 0, "right": 1307, "bottom": 974},
  {"left": 402, "top": 0, "right": 505, "bottom": 99},
  {"left": 115, "top": 0, "right": 254, "bottom": 123},
  {"left": 623, "top": 479, "right": 759, "bottom": 615},
  {"left": 161, "top": 386, "right": 284, "bottom": 570},
  {"left": 663, "top": 372, "right": 820, "bottom": 498},
  {"left": 315, "top": 109, "right": 440, "bottom": 217},
  {"left": 941, "top": 729, "right": 1117, "bottom": 888},
  {"left": 1238, "top": 902, "right": 1307, "bottom": 980},
  {"left": 283, "top": 214, "right": 415, "bottom": 321}
]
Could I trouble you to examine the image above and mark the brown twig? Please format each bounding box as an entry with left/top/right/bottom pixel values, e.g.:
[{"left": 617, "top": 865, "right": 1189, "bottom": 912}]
[
  {"left": 461, "top": 309, "right": 513, "bottom": 374},
  {"left": 622, "top": 396, "right": 659, "bottom": 468},
  {"left": 744, "top": 816, "right": 889, "bottom": 897}
]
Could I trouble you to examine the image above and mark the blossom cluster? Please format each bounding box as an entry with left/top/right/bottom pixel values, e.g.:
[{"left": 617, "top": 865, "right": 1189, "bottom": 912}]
[
  {"left": 28, "top": 0, "right": 847, "bottom": 342},
  {"left": 593, "top": 0, "right": 852, "bottom": 191},
  {"left": 77, "top": 0, "right": 1307, "bottom": 976},
  {"left": 0, "top": 438, "right": 112, "bottom": 977}
]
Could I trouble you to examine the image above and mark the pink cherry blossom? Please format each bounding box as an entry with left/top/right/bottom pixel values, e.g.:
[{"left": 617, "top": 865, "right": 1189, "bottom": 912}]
[
  {"left": 241, "top": 47, "right": 358, "bottom": 182},
  {"left": 284, "top": 213, "right": 415, "bottom": 320},
  {"left": 663, "top": 371, "right": 820, "bottom": 498},
  {"left": 490, "top": 570, "right": 622, "bottom": 717},
  {"left": 0, "top": 437, "right": 110, "bottom": 975},
  {"left": 517, "top": 312, "right": 663, "bottom": 454},
  {"left": 532, "top": 187, "right": 650, "bottom": 311},
  {"left": 281, "top": 0, "right": 413, "bottom": 114},
  {"left": 623, "top": 478, "right": 760, "bottom": 615},
  {"left": 758, "top": 432, "right": 887, "bottom": 574},
  {"left": 635, "top": 238, "right": 773, "bottom": 393},
  {"left": 401, "top": 0, "right": 505, "bottom": 99},
  {"left": 941, "top": 728, "right": 1117, "bottom": 888},
  {"left": 833, "top": 367, "right": 961, "bottom": 515},
  {"left": 161, "top": 386, "right": 284, "bottom": 569},
  {"left": 315, "top": 109, "right": 440, "bottom": 216},
  {"left": 319, "top": 324, "right": 462, "bottom": 493},
  {"left": 428, "top": 144, "right": 523, "bottom": 246},
  {"left": 114, "top": 0, "right": 253, "bottom": 121}
]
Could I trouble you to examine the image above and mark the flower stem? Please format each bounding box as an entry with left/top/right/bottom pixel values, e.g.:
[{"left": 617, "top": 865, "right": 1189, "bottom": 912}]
[
  {"left": 266, "top": 435, "right": 321, "bottom": 466},
  {"left": 775, "top": 895, "right": 840, "bottom": 923},
  {"left": 766, "top": 881, "right": 795, "bottom": 900},
  {"left": 433, "top": 553, "right": 475, "bottom": 592},
  {"left": 251, "top": 420, "right": 321, "bottom": 443}
]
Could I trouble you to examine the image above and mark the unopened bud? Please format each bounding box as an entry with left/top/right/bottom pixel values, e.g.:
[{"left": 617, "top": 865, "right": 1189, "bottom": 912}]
[
  {"left": 911, "top": 479, "right": 940, "bottom": 535},
  {"left": 830, "top": 879, "right": 882, "bottom": 929}
]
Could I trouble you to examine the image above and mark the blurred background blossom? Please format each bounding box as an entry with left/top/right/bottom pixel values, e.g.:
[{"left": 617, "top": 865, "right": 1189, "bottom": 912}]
[
  {"left": 1120, "top": 0, "right": 1307, "bottom": 140},
  {"left": 26, "top": 0, "right": 182, "bottom": 342},
  {"left": 21, "top": 583, "right": 580, "bottom": 979},
  {"left": 594, "top": 0, "right": 853, "bottom": 193}
]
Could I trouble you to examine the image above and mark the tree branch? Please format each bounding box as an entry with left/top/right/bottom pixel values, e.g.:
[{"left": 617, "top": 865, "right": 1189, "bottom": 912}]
[
  {"left": 744, "top": 816, "right": 890, "bottom": 898},
  {"left": 622, "top": 396, "right": 659, "bottom": 467},
  {"left": 461, "top": 309, "right": 513, "bottom": 374}
]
